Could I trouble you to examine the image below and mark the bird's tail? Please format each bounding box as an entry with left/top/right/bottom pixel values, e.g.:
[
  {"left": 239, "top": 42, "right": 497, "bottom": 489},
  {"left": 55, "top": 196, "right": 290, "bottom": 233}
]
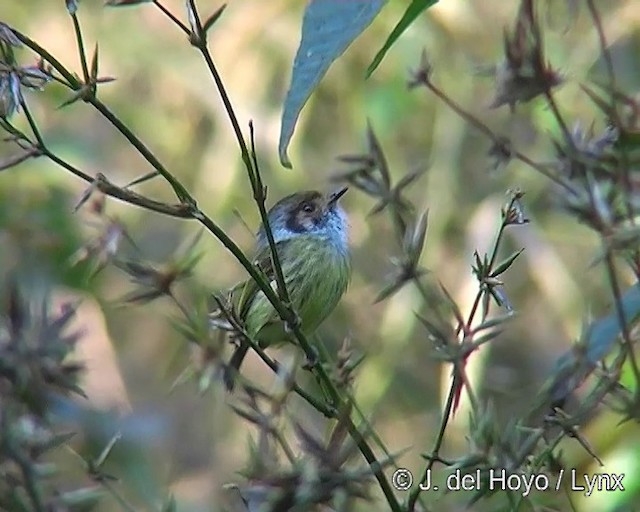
[{"left": 224, "top": 342, "right": 249, "bottom": 391}]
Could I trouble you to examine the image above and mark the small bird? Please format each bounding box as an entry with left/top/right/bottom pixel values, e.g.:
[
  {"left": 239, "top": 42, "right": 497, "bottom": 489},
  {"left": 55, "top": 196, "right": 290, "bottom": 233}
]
[{"left": 223, "top": 187, "right": 351, "bottom": 390}]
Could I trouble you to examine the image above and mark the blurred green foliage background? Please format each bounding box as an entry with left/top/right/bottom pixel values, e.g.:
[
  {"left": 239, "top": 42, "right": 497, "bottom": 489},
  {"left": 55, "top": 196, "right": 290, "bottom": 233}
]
[{"left": 2, "top": 0, "right": 640, "bottom": 510}]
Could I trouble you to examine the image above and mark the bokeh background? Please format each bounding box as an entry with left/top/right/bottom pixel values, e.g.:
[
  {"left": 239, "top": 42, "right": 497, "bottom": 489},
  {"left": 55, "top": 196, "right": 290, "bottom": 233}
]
[{"left": 2, "top": 0, "right": 640, "bottom": 510}]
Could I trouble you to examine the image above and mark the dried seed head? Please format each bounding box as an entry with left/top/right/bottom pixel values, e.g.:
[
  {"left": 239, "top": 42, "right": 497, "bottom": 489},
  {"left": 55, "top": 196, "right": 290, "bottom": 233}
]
[{"left": 491, "top": 2, "right": 562, "bottom": 110}]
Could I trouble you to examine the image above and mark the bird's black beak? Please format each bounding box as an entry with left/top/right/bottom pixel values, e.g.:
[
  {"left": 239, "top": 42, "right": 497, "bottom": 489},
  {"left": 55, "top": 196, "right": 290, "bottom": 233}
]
[{"left": 328, "top": 186, "right": 348, "bottom": 206}]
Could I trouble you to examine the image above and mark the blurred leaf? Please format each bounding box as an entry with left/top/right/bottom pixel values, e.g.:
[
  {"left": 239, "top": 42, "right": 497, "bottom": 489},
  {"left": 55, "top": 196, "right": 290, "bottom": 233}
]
[
  {"left": 490, "top": 248, "right": 524, "bottom": 277},
  {"left": 402, "top": 210, "right": 428, "bottom": 263},
  {"left": 279, "top": 0, "right": 387, "bottom": 168},
  {"left": 544, "top": 284, "right": 640, "bottom": 405},
  {"left": 123, "top": 170, "right": 160, "bottom": 188},
  {"left": 366, "top": 0, "right": 439, "bottom": 78},
  {"left": 32, "top": 431, "right": 76, "bottom": 457},
  {"left": 472, "top": 250, "right": 488, "bottom": 279},
  {"left": 115, "top": 231, "right": 203, "bottom": 304},
  {"left": 439, "top": 283, "right": 465, "bottom": 327},
  {"left": 584, "top": 285, "right": 640, "bottom": 363},
  {"left": 119, "top": 287, "right": 166, "bottom": 304},
  {"left": 58, "top": 86, "right": 89, "bottom": 108},
  {"left": 470, "top": 329, "right": 503, "bottom": 350},
  {"left": 90, "top": 43, "right": 99, "bottom": 82},
  {"left": 203, "top": 4, "right": 227, "bottom": 34},
  {"left": 367, "top": 121, "right": 390, "bottom": 187},
  {"left": 373, "top": 275, "right": 407, "bottom": 303},
  {"left": 473, "top": 313, "right": 514, "bottom": 333},
  {"left": 73, "top": 177, "right": 100, "bottom": 213}
]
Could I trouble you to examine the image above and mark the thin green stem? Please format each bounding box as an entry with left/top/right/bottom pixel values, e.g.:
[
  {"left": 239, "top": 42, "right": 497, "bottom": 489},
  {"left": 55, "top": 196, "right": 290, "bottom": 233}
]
[
  {"left": 70, "top": 13, "right": 90, "bottom": 84},
  {"left": 407, "top": 378, "right": 457, "bottom": 511},
  {"left": 544, "top": 88, "right": 574, "bottom": 152},
  {"left": 344, "top": 418, "right": 401, "bottom": 512},
  {"left": 19, "top": 98, "right": 44, "bottom": 147},
  {"left": 455, "top": 195, "right": 514, "bottom": 336},
  {"left": 191, "top": 28, "right": 254, "bottom": 179},
  {"left": 272, "top": 428, "right": 297, "bottom": 465},
  {"left": 12, "top": 30, "right": 78, "bottom": 85},
  {"left": 169, "top": 291, "right": 191, "bottom": 320},
  {"left": 249, "top": 121, "right": 291, "bottom": 305},
  {"left": 12, "top": 30, "right": 192, "bottom": 204},
  {"left": 88, "top": 99, "right": 192, "bottom": 202},
  {"left": 487, "top": 215, "right": 510, "bottom": 269}
]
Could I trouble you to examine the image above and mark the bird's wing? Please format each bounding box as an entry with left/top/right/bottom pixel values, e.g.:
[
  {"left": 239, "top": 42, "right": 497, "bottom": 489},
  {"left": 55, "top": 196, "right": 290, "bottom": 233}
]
[{"left": 234, "top": 240, "right": 292, "bottom": 320}]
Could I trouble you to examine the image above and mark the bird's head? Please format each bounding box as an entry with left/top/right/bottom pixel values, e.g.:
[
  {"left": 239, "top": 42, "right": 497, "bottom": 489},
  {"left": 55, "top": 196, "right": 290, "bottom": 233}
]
[{"left": 257, "top": 187, "right": 348, "bottom": 253}]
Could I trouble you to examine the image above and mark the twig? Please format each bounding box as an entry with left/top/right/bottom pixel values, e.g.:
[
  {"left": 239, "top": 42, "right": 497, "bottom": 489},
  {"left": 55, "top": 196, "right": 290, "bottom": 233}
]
[
  {"left": 152, "top": 0, "right": 190, "bottom": 35},
  {"left": 408, "top": 194, "right": 519, "bottom": 511},
  {"left": 422, "top": 79, "right": 574, "bottom": 194}
]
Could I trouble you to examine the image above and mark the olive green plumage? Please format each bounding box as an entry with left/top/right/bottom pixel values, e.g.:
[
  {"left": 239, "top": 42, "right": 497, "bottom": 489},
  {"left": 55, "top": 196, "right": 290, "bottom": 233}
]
[{"left": 224, "top": 188, "right": 350, "bottom": 390}]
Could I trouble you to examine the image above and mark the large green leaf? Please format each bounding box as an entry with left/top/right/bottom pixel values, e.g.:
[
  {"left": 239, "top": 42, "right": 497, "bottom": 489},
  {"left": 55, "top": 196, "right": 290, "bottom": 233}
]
[{"left": 279, "top": 0, "right": 387, "bottom": 168}]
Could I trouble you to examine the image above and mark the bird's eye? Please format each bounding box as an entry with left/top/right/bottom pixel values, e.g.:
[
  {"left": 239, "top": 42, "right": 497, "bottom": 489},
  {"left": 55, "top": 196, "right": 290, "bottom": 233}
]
[{"left": 301, "top": 202, "right": 315, "bottom": 213}]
